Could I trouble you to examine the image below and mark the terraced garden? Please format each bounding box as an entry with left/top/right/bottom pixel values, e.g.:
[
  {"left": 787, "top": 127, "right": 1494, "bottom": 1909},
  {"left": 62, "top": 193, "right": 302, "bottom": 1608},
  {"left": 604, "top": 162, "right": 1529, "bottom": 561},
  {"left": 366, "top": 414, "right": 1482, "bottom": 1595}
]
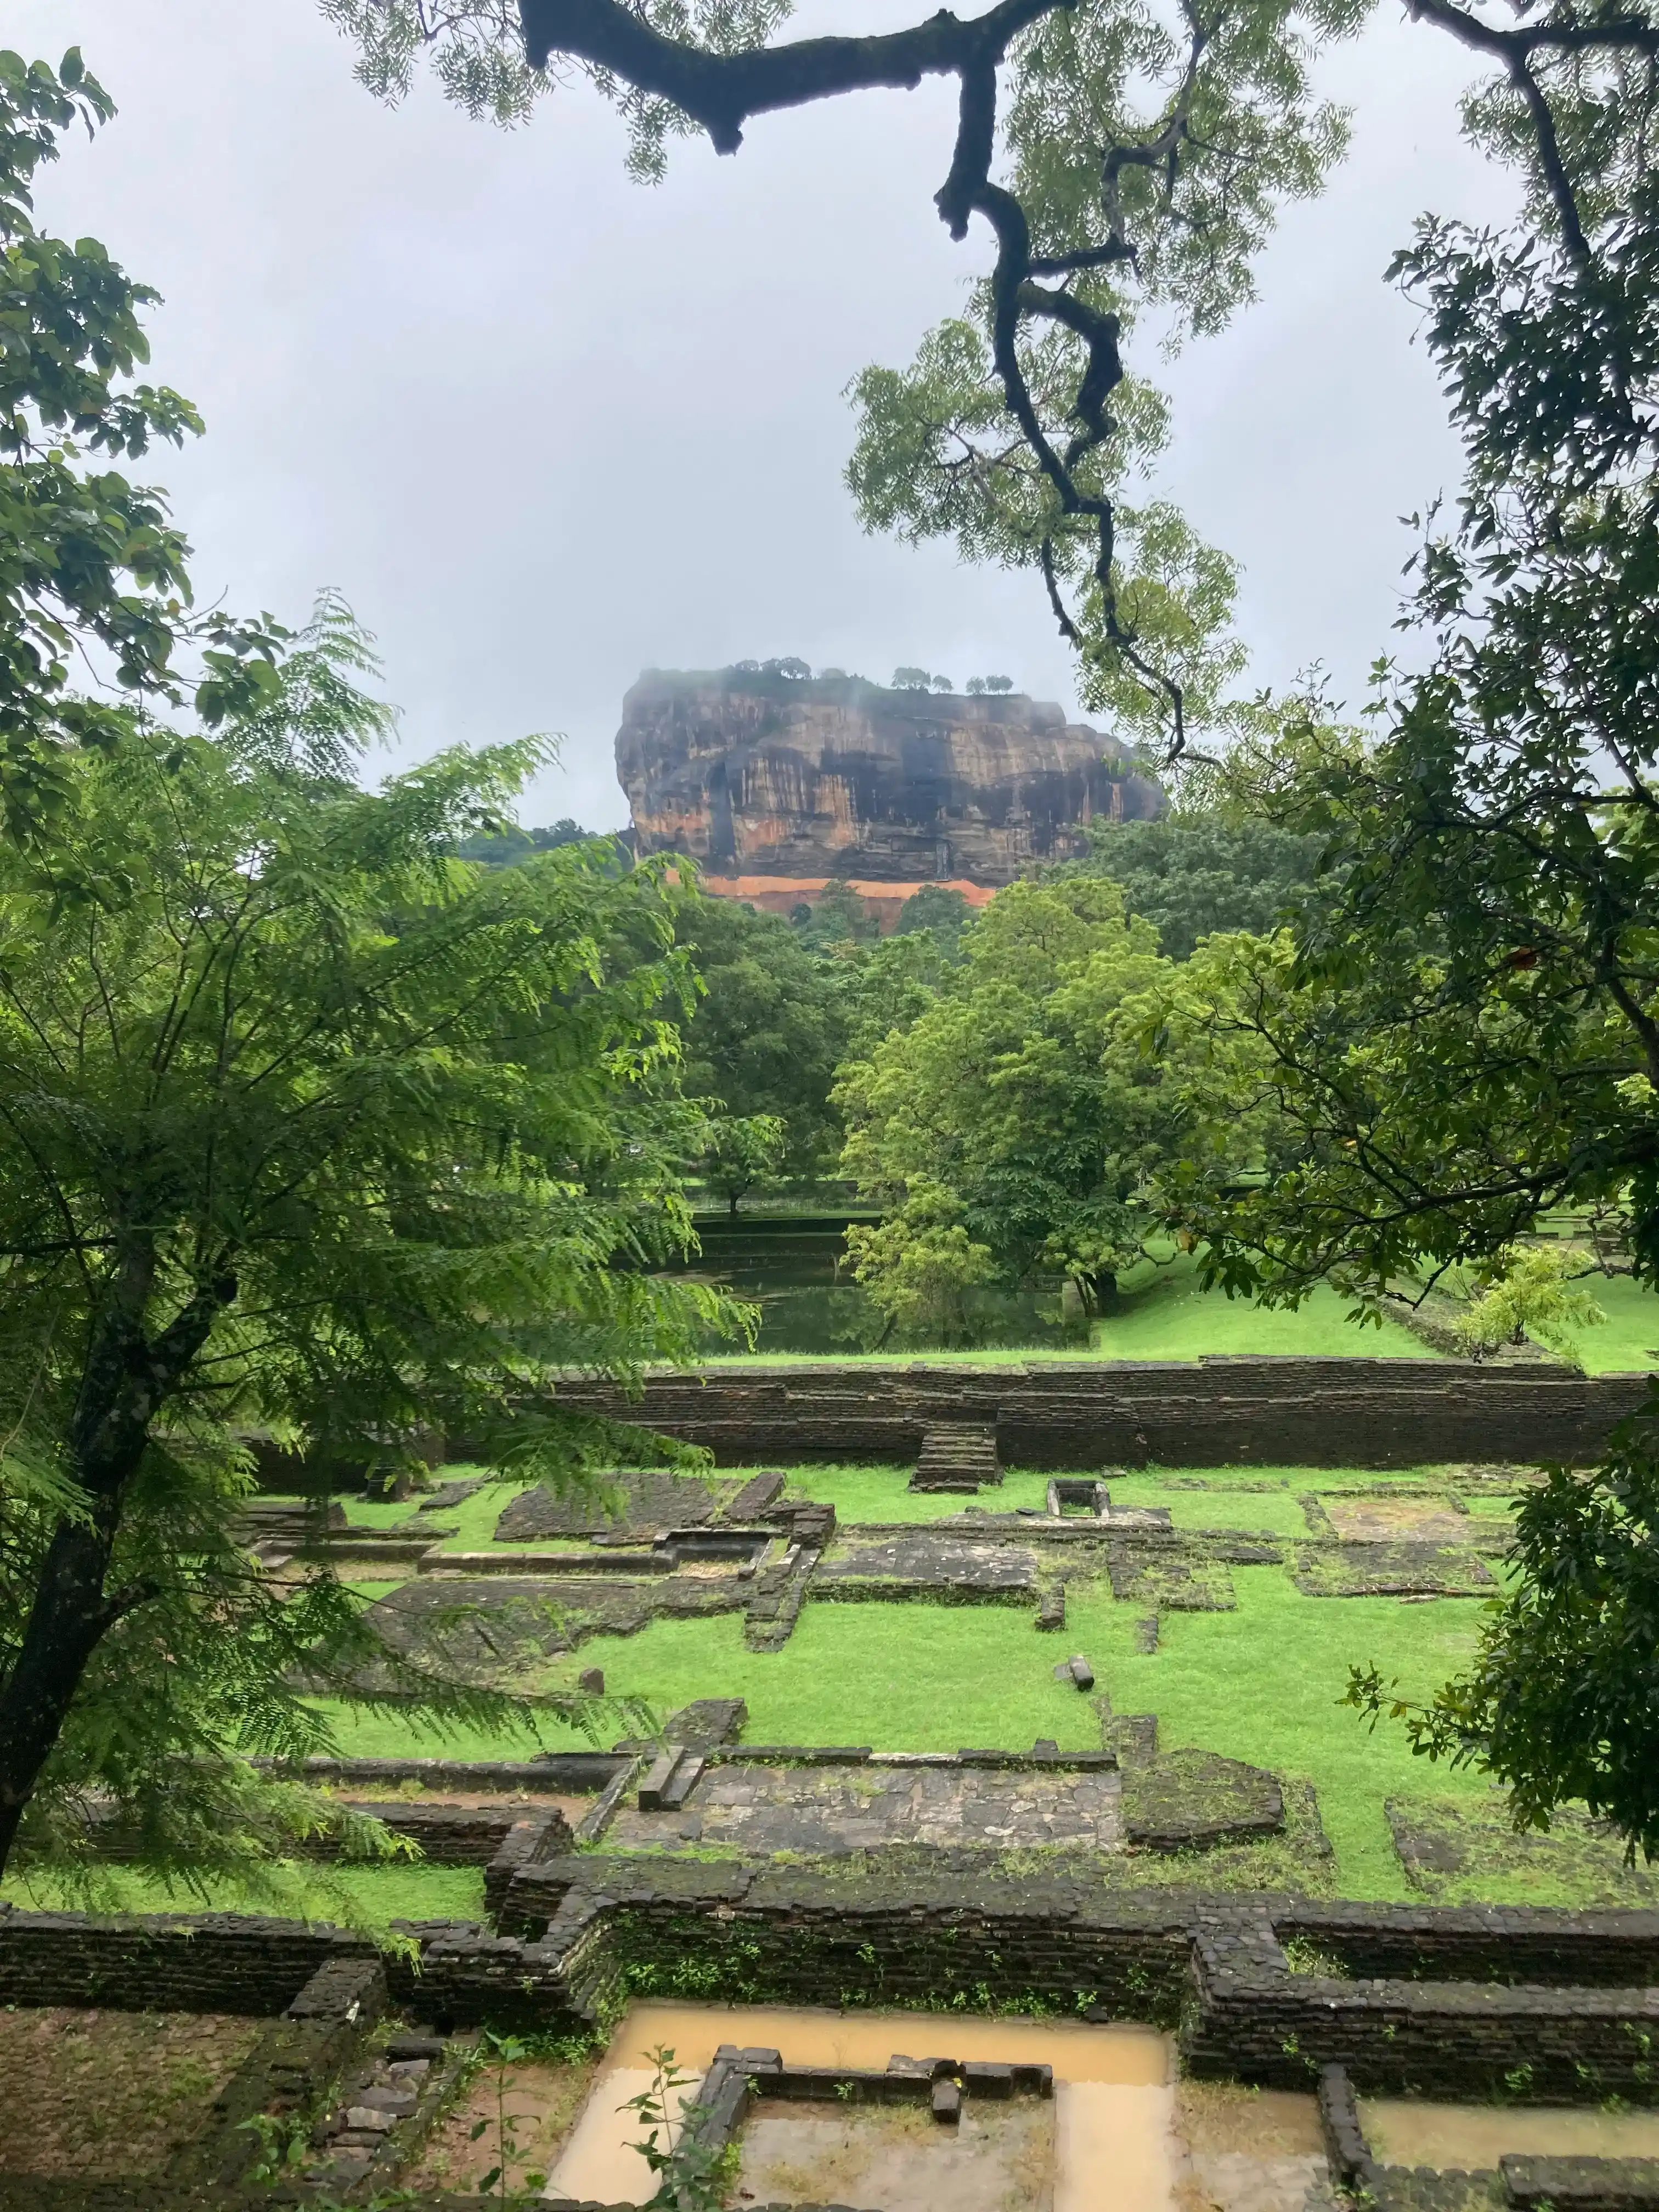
[{"left": 10, "top": 1454, "right": 1647, "bottom": 1930}]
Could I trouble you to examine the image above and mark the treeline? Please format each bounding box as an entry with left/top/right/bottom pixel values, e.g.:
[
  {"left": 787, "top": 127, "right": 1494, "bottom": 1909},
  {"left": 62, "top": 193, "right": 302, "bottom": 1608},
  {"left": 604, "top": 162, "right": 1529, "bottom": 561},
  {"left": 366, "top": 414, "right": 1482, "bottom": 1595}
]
[
  {"left": 476, "top": 809, "right": 1325, "bottom": 1336},
  {"left": 672, "top": 811, "right": 1325, "bottom": 1337}
]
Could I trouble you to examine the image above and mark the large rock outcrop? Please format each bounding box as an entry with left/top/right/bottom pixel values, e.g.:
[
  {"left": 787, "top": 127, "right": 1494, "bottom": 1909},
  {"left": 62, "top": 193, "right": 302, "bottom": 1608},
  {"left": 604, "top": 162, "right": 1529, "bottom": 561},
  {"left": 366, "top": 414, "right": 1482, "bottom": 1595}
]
[{"left": 616, "top": 668, "right": 1160, "bottom": 884}]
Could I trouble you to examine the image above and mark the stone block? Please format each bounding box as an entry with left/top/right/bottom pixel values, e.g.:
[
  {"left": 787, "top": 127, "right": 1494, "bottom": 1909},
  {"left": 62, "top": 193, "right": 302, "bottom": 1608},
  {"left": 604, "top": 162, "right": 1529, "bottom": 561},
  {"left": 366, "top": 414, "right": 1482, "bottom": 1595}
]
[
  {"left": 1121, "top": 1750, "right": 1283, "bottom": 1850},
  {"left": 637, "top": 1746, "right": 686, "bottom": 1811},
  {"left": 663, "top": 1698, "right": 748, "bottom": 1749},
  {"left": 1502, "top": 2159, "right": 1659, "bottom": 2211},
  {"left": 962, "top": 2061, "right": 1014, "bottom": 2097}
]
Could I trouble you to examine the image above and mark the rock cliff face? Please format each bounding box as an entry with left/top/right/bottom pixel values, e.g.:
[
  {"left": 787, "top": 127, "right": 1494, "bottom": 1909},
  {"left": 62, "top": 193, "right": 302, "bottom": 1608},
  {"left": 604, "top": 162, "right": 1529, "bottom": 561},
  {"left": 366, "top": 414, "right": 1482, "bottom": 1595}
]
[{"left": 616, "top": 669, "right": 1160, "bottom": 884}]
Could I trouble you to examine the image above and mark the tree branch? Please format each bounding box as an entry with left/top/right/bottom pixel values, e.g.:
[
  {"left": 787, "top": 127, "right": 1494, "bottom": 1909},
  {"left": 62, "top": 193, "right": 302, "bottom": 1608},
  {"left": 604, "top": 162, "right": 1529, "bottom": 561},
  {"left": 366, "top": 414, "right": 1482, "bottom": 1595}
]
[
  {"left": 519, "top": 0, "right": 1193, "bottom": 755},
  {"left": 519, "top": 0, "right": 1068, "bottom": 153},
  {"left": 1404, "top": 0, "right": 1598, "bottom": 266}
]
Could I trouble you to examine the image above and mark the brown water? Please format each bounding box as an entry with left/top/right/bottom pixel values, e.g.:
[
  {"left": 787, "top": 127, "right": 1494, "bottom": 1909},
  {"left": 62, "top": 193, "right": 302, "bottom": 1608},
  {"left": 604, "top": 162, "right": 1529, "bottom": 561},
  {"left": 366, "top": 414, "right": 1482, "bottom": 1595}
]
[
  {"left": 1362, "top": 2100, "right": 1659, "bottom": 2168},
  {"left": 545, "top": 2001, "right": 1173, "bottom": 2210}
]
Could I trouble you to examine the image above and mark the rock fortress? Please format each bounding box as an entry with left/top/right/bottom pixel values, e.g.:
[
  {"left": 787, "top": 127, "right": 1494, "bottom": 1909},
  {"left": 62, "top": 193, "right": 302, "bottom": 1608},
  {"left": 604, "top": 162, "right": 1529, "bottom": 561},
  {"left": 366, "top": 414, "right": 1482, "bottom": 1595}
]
[{"left": 614, "top": 663, "right": 1162, "bottom": 922}]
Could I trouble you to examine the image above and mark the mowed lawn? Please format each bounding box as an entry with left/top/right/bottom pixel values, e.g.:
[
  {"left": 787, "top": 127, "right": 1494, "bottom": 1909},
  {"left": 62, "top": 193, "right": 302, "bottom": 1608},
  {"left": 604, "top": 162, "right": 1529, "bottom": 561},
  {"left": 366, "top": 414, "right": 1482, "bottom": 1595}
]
[
  {"left": 0, "top": 1858, "right": 488, "bottom": 1927},
  {"left": 1089, "top": 1254, "right": 1433, "bottom": 1362},
  {"left": 1571, "top": 1269, "right": 1659, "bottom": 1372},
  {"left": 323, "top": 1547, "right": 1497, "bottom": 1903},
  {"left": 9, "top": 1457, "right": 1559, "bottom": 1918}
]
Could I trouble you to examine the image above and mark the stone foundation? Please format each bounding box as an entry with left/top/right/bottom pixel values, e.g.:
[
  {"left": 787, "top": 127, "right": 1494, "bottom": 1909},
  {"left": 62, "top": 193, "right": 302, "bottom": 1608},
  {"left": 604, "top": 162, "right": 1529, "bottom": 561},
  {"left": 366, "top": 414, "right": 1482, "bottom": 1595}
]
[{"left": 549, "top": 1356, "right": 1653, "bottom": 1468}]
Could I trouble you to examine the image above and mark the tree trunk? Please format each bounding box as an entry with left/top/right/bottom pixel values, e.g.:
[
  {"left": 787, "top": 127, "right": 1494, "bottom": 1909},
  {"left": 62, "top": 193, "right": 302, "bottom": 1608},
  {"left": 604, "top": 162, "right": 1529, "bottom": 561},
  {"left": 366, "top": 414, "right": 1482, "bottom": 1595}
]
[
  {"left": 0, "top": 1250, "right": 224, "bottom": 1879},
  {"left": 0, "top": 1501, "right": 132, "bottom": 1875}
]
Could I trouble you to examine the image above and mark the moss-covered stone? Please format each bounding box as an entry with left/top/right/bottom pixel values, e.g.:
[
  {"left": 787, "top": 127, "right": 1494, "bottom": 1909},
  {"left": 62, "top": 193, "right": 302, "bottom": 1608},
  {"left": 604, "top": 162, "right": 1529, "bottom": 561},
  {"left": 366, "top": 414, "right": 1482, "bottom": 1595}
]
[{"left": 1387, "top": 1796, "right": 1659, "bottom": 1908}]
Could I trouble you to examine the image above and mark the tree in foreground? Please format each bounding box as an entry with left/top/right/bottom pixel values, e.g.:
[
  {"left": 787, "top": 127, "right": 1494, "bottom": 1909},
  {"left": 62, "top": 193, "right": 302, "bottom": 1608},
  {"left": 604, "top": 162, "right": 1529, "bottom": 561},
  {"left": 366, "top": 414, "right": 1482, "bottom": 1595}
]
[
  {"left": 325, "top": 0, "right": 1368, "bottom": 756},
  {"left": 1149, "top": 25, "right": 1659, "bottom": 1854},
  {"left": 1347, "top": 1409, "right": 1659, "bottom": 1864},
  {"left": 321, "top": 0, "right": 1655, "bottom": 764},
  {"left": 0, "top": 610, "right": 736, "bottom": 1889},
  {"left": 0, "top": 49, "right": 284, "bottom": 840},
  {"left": 1157, "top": 51, "right": 1659, "bottom": 1310}
]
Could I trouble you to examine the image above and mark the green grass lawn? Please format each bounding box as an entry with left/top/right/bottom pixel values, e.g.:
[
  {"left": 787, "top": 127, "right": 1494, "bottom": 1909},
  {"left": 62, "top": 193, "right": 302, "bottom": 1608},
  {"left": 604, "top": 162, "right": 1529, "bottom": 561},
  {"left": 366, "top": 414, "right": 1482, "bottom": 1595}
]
[
  {"left": 320, "top": 1567, "right": 1495, "bottom": 1902},
  {"left": 1089, "top": 1252, "right": 1432, "bottom": 1361},
  {"left": 290, "top": 1458, "right": 1576, "bottom": 1906},
  {"left": 0, "top": 1859, "right": 487, "bottom": 1928},
  {"left": 1066, "top": 1571, "right": 1493, "bottom": 1897},
  {"left": 1570, "top": 1271, "right": 1659, "bottom": 1372}
]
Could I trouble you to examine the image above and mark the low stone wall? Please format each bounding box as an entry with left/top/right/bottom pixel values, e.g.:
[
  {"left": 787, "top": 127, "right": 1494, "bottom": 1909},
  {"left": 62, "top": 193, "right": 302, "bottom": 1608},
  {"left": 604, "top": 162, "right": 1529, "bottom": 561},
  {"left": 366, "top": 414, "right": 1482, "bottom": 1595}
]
[
  {"left": 1186, "top": 1908, "right": 1659, "bottom": 2101},
  {"left": 1280, "top": 1899, "right": 1659, "bottom": 1988},
  {"left": 6, "top": 1879, "right": 1658, "bottom": 2110},
  {"left": 0, "top": 1904, "right": 375, "bottom": 2015},
  {"left": 552, "top": 1356, "right": 1655, "bottom": 1469}
]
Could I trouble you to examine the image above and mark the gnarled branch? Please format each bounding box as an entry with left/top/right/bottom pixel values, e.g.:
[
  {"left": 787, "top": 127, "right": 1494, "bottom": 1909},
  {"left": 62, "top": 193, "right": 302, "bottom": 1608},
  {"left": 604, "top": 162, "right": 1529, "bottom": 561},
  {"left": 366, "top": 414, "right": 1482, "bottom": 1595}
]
[
  {"left": 519, "top": 0, "right": 1198, "bottom": 751},
  {"left": 520, "top": 0, "right": 1066, "bottom": 151}
]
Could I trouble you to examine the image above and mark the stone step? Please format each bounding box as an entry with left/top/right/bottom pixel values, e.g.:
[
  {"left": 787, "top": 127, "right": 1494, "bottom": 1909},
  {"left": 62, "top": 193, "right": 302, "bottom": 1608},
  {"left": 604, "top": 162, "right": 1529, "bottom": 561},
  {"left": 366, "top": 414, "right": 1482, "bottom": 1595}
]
[{"left": 910, "top": 1424, "right": 1003, "bottom": 1493}]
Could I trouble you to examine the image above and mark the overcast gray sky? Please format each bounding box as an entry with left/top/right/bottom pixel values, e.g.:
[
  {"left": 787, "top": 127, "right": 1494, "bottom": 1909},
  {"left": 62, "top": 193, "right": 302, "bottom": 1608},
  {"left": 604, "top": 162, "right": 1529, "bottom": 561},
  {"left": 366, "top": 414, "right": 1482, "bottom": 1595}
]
[{"left": 15, "top": 0, "right": 1517, "bottom": 830}]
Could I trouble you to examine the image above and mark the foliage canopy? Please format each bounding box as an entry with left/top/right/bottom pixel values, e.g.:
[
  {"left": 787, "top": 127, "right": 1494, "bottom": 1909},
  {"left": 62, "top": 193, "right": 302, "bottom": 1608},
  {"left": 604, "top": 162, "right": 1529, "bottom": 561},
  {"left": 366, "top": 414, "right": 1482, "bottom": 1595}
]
[
  {"left": 0, "top": 610, "right": 735, "bottom": 1884},
  {"left": 837, "top": 878, "right": 1251, "bottom": 1336},
  {"left": 0, "top": 50, "right": 283, "bottom": 842}
]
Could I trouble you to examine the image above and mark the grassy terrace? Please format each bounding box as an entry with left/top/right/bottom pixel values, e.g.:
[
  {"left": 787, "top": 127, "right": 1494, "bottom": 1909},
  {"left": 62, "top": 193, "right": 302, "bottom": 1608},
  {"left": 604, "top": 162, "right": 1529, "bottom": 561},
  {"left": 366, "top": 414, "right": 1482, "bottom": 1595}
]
[
  {"left": 294, "top": 1459, "right": 1628, "bottom": 1909},
  {"left": 0, "top": 1858, "right": 491, "bottom": 1928},
  {"left": 13, "top": 1424, "right": 1654, "bottom": 1925}
]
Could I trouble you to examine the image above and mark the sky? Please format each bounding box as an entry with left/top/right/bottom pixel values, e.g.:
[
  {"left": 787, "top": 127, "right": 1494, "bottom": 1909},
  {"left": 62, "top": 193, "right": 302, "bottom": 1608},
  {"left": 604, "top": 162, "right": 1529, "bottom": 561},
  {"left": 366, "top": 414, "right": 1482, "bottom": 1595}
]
[{"left": 14, "top": 0, "right": 1518, "bottom": 831}]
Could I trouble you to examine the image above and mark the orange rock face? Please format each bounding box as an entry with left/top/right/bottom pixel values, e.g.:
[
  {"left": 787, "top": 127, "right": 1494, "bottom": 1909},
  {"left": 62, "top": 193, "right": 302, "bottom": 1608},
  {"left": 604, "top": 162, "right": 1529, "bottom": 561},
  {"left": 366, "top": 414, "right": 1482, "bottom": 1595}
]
[{"left": 616, "top": 669, "right": 1160, "bottom": 885}]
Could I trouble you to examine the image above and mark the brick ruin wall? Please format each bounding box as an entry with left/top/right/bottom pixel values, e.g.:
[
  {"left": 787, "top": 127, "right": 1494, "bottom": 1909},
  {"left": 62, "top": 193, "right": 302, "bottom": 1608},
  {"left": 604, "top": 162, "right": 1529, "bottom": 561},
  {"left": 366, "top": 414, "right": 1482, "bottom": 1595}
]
[
  {"left": 544, "top": 1357, "right": 1656, "bottom": 1469},
  {"left": 6, "top": 1878, "right": 1657, "bottom": 2107}
]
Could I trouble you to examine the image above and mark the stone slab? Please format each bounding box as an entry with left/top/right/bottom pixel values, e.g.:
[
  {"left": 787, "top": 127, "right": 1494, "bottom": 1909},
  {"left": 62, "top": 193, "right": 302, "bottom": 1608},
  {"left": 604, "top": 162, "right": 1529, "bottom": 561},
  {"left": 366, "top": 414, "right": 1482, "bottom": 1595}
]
[
  {"left": 1290, "top": 1543, "right": 1495, "bottom": 1598},
  {"left": 606, "top": 1758, "right": 1124, "bottom": 1854},
  {"left": 814, "top": 1534, "right": 1038, "bottom": 1601},
  {"left": 493, "top": 1468, "right": 725, "bottom": 1541},
  {"left": 1121, "top": 1751, "right": 1285, "bottom": 1850}
]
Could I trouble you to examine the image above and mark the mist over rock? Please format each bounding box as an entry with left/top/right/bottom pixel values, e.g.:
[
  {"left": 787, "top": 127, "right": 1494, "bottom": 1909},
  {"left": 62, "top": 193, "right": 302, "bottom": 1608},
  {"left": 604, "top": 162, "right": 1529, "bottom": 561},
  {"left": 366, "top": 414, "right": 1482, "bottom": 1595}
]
[{"left": 616, "top": 667, "right": 1161, "bottom": 885}]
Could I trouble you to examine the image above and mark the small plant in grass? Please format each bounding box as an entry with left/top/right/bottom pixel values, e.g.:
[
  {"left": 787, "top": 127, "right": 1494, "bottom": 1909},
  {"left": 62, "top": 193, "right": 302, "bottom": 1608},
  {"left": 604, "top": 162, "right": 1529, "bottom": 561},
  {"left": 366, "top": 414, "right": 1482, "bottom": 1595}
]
[
  {"left": 469, "top": 2028, "right": 545, "bottom": 2195},
  {"left": 239, "top": 2111, "right": 309, "bottom": 2184},
  {"left": 620, "top": 2044, "right": 735, "bottom": 2211},
  {"left": 1444, "top": 1245, "right": 1607, "bottom": 1365},
  {"left": 1280, "top": 1936, "right": 1351, "bottom": 1978}
]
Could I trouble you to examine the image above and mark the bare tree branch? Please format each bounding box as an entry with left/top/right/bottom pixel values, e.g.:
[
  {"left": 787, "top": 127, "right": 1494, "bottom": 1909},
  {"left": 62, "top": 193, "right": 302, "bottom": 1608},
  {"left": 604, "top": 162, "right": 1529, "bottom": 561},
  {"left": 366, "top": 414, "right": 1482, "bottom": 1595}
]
[{"left": 519, "top": 0, "right": 1067, "bottom": 151}]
